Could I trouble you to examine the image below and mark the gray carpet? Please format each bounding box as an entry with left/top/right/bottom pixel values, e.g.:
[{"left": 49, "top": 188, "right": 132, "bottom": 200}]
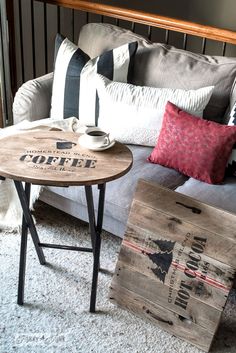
[{"left": 0, "top": 201, "right": 235, "bottom": 353}]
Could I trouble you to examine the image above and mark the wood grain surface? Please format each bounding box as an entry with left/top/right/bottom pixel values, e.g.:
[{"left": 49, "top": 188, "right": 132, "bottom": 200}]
[
  {"left": 110, "top": 284, "right": 214, "bottom": 352},
  {"left": 111, "top": 179, "right": 236, "bottom": 352},
  {"left": 0, "top": 131, "right": 133, "bottom": 186}
]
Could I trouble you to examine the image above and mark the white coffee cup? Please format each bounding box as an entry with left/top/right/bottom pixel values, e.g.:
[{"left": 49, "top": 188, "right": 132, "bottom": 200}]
[{"left": 84, "top": 127, "right": 110, "bottom": 147}]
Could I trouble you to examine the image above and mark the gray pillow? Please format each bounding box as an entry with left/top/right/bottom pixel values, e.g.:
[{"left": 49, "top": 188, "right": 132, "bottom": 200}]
[
  {"left": 78, "top": 22, "right": 149, "bottom": 58},
  {"left": 133, "top": 42, "right": 236, "bottom": 123},
  {"left": 78, "top": 23, "right": 236, "bottom": 123}
]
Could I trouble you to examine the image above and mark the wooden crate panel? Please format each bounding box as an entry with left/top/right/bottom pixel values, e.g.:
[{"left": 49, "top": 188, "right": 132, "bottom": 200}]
[
  {"left": 110, "top": 284, "right": 214, "bottom": 353},
  {"left": 118, "top": 244, "right": 232, "bottom": 311},
  {"left": 113, "top": 261, "right": 221, "bottom": 332},
  {"left": 134, "top": 180, "right": 236, "bottom": 244},
  {"left": 128, "top": 201, "right": 236, "bottom": 269},
  {"left": 111, "top": 179, "right": 236, "bottom": 352}
]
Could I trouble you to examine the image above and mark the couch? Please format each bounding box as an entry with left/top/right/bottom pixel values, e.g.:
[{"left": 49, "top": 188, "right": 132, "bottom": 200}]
[{"left": 12, "top": 20, "right": 236, "bottom": 238}]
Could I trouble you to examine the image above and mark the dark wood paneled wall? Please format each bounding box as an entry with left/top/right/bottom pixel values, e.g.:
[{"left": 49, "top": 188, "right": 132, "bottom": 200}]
[{"left": 12, "top": 0, "right": 86, "bottom": 87}]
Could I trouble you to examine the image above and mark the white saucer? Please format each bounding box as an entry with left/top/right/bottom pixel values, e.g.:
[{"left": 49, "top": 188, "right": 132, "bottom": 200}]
[{"left": 78, "top": 134, "right": 115, "bottom": 151}]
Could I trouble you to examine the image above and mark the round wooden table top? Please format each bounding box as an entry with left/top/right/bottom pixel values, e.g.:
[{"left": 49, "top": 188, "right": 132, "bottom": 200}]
[{"left": 0, "top": 131, "right": 133, "bottom": 187}]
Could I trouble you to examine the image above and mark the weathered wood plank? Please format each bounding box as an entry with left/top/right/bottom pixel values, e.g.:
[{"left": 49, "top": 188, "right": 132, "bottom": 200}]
[
  {"left": 127, "top": 201, "right": 236, "bottom": 269},
  {"left": 112, "top": 261, "right": 222, "bottom": 332},
  {"left": 110, "top": 283, "right": 215, "bottom": 352},
  {"left": 134, "top": 179, "right": 236, "bottom": 244},
  {"left": 119, "top": 243, "right": 232, "bottom": 311},
  {"left": 125, "top": 220, "right": 235, "bottom": 291}
]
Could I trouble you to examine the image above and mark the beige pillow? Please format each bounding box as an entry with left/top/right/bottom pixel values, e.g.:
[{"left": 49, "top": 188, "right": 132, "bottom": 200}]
[{"left": 79, "top": 23, "right": 236, "bottom": 123}]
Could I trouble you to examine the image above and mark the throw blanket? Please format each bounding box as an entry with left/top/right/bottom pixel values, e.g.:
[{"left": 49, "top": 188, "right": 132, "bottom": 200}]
[{"left": 0, "top": 117, "right": 85, "bottom": 230}]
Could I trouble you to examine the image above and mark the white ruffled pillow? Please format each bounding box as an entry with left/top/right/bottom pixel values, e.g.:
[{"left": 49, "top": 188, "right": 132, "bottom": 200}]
[{"left": 95, "top": 74, "right": 214, "bottom": 146}]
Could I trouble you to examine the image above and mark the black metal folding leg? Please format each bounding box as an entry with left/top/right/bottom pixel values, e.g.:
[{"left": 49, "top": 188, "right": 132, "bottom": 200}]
[
  {"left": 14, "top": 181, "right": 46, "bottom": 305},
  {"left": 85, "top": 183, "right": 106, "bottom": 313},
  {"left": 17, "top": 182, "right": 30, "bottom": 305},
  {"left": 12, "top": 179, "right": 105, "bottom": 312},
  {"left": 14, "top": 181, "right": 46, "bottom": 264}
]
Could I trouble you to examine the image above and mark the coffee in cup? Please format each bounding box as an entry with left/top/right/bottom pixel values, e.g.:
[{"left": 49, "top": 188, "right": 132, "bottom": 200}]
[
  {"left": 56, "top": 141, "right": 77, "bottom": 149},
  {"left": 84, "top": 127, "right": 110, "bottom": 147}
]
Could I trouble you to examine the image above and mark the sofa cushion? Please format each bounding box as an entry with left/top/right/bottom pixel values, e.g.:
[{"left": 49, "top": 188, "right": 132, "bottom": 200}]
[
  {"left": 45, "top": 144, "right": 188, "bottom": 225},
  {"left": 175, "top": 177, "right": 236, "bottom": 215},
  {"left": 95, "top": 74, "right": 213, "bottom": 146},
  {"left": 50, "top": 33, "right": 137, "bottom": 124},
  {"left": 78, "top": 23, "right": 236, "bottom": 123},
  {"left": 148, "top": 102, "right": 236, "bottom": 184}
]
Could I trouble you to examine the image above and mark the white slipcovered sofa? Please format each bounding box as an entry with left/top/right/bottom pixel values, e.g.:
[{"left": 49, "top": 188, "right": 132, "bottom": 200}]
[{"left": 13, "top": 23, "right": 236, "bottom": 237}]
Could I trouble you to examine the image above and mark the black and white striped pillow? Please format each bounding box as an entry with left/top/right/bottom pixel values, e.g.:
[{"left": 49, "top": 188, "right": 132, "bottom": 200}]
[
  {"left": 50, "top": 34, "right": 138, "bottom": 123},
  {"left": 227, "top": 100, "right": 236, "bottom": 175},
  {"left": 228, "top": 100, "right": 236, "bottom": 126}
]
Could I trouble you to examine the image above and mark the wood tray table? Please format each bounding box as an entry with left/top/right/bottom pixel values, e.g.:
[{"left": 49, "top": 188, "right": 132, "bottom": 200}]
[{"left": 0, "top": 130, "right": 132, "bottom": 312}]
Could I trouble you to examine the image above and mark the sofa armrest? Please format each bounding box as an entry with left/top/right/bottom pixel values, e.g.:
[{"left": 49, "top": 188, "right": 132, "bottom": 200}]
[{"left": 13, "top": 72, "right": 53, "bottom": 124}]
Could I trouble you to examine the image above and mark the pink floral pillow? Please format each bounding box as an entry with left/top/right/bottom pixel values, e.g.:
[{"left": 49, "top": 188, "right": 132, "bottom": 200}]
[{"left": 148, "top": 101, "right": 236, "bottom": 184}]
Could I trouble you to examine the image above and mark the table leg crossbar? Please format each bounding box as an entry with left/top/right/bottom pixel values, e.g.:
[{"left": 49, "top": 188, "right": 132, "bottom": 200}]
[
  {"left": 13, "top": 180, "right": 106, "bottom": 312},
  {"left": 39, "top": 243, "right": 93, "bottom": 252}
]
